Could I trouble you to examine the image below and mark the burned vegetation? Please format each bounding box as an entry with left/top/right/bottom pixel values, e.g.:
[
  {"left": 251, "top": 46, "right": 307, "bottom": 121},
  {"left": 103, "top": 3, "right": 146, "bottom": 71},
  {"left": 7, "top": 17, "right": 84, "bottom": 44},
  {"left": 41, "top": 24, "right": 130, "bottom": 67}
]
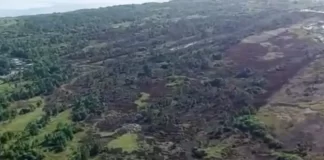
[{"left": 1, "top": 0, "right": 324, "bottom": 160}]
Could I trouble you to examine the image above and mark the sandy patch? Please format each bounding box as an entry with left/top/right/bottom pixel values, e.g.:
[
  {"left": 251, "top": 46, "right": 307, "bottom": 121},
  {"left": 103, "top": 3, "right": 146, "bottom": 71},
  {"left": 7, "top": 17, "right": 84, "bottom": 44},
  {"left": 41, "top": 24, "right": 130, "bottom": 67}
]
[
  {"left": 261, "top": 52, "right": 284, "bottom": 60},
  {"left": 242, "top": 28, "right": 288, "bottom": 43}
]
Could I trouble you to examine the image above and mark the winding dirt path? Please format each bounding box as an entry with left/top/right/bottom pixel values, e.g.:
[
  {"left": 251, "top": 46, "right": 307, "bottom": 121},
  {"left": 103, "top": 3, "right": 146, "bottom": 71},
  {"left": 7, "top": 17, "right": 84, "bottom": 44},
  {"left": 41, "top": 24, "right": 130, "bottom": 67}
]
[{"left": 59, "top": 64, "right": 104, "bottom": 93}]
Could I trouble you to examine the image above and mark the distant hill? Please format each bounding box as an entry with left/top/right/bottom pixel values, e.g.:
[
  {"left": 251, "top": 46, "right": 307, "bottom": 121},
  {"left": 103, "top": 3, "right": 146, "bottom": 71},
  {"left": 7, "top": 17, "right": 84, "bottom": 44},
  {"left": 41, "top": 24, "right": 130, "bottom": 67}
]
[
  {"left": 0, "top": 0, "right": 168, "bottom": 17},
  {"left": 0, "top": 3, "right": 117, "bottom": 17}
]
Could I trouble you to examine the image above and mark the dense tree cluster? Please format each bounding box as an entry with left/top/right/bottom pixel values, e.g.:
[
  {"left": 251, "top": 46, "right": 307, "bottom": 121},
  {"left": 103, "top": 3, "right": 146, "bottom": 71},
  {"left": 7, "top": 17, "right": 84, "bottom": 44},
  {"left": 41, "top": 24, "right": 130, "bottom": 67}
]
[
  {"left": 0, "top": 57, "right": 12, "bottom": 75},
  {"left": 71, "top": 94, "right": 103, "bottom": 122},
  {"left": 234, "top": 116, "right": 283, "bottom": 149},
  {"left": 25, "top": 115, "right": 50, "bottom": 136},
  {"left": 70, "top": 134, "right": 103, "bottom": 160},
  {"left": 42, "top": 123, "right": 75, "bottom": 152},
  {"left": 0, "top": 99, "right": 17, "bottom": 122},
  {"left": 0, "top": 138, "right": 44, "bottom": 160}
]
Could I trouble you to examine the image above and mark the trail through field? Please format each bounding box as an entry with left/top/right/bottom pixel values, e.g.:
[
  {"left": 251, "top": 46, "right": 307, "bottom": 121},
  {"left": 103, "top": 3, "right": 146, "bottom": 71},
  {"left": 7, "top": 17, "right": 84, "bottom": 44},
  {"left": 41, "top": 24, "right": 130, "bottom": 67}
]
[{"left": 59, "top": 63, "right": 104, "bottom": 94}]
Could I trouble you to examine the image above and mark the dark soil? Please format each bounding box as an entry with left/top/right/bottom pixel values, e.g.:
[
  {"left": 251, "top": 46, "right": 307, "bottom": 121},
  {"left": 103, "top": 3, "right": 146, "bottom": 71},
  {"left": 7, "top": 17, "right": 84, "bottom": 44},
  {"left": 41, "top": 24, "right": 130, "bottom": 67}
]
[{"left": 226, "top": 30, "right": 324, "bottom": 103}]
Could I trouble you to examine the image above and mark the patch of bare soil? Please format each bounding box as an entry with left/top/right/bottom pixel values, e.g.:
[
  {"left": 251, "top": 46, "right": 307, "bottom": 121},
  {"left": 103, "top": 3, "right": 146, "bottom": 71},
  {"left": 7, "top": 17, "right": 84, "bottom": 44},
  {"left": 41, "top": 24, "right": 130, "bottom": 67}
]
[
  {"left": 256, "top": 54, "right": 324, "bottom": 159},
  {"left": 227, "top": 14, "right": 324, "bottom": 159},
  {"left": 226, "top": 16, "right": 324, "bottom": 101},
  {"left": 139, "top": 79, "right": 168, "bottom": 98}
]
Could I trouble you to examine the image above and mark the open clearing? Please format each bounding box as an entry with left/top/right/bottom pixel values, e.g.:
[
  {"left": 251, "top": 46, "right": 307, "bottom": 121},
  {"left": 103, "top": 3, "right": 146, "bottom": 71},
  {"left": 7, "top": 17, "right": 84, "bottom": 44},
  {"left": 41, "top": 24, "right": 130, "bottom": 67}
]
[
  {"left": 134, "top": 92, "right": 150, "bottom": 109},
  {"left": 107, "top": 133, "right": 139, "bottom": 153},
  {"left": 0, "top": 80, "right": 14, "bottom": 93},
  {"left": 221, "top": 11, "right": 324, "bottom": 159},
  {"left": 233, "top": 12, "right": 324, "bottom": 160},
  {"left": 0, "top": 97, "right": 82, "bottom": 160},
  {"left": 0, "top": 80, "right": 34, "bottom": 94},
  {"left": 226, "top": 13, "right": 324, "bottom": 101},
  {"left": 0, "top": 107, "right": 43, "bottom": 132},
  {"left": 257, "top": 55, "right": 324, "bottom": 159},
  {"left": 44, "top": 131, "right": 87, "bottom": 160},
  {"left": 33, "top": 109, "right": 72, "bottom": 142}
]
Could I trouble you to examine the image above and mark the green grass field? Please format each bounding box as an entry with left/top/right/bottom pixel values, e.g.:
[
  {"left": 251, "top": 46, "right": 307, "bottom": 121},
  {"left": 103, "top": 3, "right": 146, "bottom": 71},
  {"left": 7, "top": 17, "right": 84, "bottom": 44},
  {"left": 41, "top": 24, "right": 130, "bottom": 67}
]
[
  {"left": 0, "top": 94, "right": 87, "bottom": 160},
  {"left": 28, "top": 96, "right": 44, "bottom": 106},
  {"left": 0, "top": 80, "right": 14, "bottom": 93},
  {"left": 44, "top": 131, "right": 87, "bottom": 160},
  {"left": 205, "top": 145, "right": 227, "bottom": 159},
  {"left": 0, "top": 107, "right": 44, "bottom": 133},
  {"left": 107, "top": 133, "right": 139, "bottom": 152},
  {"left": 134, "top": 92, "right": 150, "bottom": 109},
  {"left": 0, "top": 80, "right": 33, "bottom": 94},
  {"left": 41, "top": 110, "right": 88, "bottom": 160},
  {"left": 31, "top": 109, "right": 71, "bottom": 143},
  {"left": 10, "top": 96, "right": 44, "bottom": 111}
]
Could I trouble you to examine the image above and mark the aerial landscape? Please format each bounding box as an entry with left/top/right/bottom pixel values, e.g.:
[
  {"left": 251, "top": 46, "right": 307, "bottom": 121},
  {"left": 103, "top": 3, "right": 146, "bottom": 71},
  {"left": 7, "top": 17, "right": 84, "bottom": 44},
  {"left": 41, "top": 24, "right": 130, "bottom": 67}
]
[{"left": 2, "top": 0, "right": 324, "bottom": 159}]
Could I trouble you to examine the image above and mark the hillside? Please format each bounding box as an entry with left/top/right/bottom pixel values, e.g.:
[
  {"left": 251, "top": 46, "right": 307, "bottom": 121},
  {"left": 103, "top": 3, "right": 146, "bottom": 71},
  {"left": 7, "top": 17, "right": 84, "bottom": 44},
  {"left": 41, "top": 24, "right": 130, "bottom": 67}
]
[
  {"left": 0, "top": 0, "right": 168, "bottom": 17},
  {"left": 1, "top": 0, "right": 324, "bottom": 159}
]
